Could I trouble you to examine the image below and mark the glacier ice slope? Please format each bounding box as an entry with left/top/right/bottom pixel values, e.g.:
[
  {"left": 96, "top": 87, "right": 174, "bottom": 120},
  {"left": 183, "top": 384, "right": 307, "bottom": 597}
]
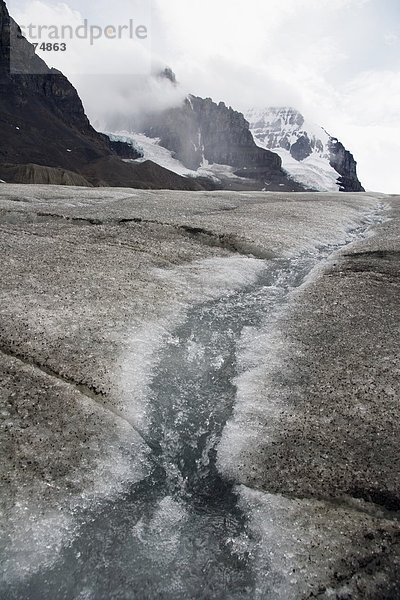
[{"left": 0, "top": 186, "right": 399, "bottom": 598}]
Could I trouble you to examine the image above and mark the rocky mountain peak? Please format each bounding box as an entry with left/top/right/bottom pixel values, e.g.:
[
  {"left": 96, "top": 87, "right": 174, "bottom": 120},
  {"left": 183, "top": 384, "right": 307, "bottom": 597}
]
[
  {"left": 158, "top": 67, "right": 178, "bottom": 86},
  {"left": 140, "top": 94, "right": 305, "bottom": 190},
  {"left": 246, "top": 106, "right": 364, "bottom": 192},
  {"left": 247, "top": 106, "right": 305, "bottom": 131}
]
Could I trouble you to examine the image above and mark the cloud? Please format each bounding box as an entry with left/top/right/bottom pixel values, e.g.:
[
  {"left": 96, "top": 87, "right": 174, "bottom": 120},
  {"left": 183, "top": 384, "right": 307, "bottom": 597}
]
[
  {"left": 384, "top": 32, "right": 399, "bottom": 46},
  {"left": 8, "top": 0, "right": 152, "bottom": 75},
  {"left": 74, "top": 71, "right": 187, "bottom": 132},
  {"left": 341, "top": 70, "right": 400, "bottom": 124},
  {"left": 6, "top": 0, "right": 400, "bottom": 192},
  {"left": 341, "top": 124, "right": 400, "bottom": 193}
]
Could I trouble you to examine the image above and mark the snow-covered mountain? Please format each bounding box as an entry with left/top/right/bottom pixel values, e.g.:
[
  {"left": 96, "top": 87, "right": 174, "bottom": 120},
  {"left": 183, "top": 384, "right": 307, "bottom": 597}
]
[
  {"left": 104, "top": 94, "right": 307, "bottom": 192},
  {"left": 138, "top": 95, "right": 305, "bottom": 191},
  {"left": 245, "top": 107, "right": 364, "bottom": 192}
]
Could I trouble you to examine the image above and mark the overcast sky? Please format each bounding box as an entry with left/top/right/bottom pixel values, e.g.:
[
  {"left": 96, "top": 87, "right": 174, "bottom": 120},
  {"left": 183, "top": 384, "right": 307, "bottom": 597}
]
[{"left": 9, "top": 0, "right": 400, "bottom": 192}]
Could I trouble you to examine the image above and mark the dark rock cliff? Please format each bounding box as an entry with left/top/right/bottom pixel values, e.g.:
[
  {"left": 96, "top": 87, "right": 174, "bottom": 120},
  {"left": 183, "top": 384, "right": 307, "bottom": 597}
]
[
  {"left": 328, "top": 138, "right": 364, "bottom": 192},
  {"left": 142, "top": 95, "right": 305, "bottom": 191},
  {"left": 0, "top": 1, "right": 201, "bottom": 190},
  {"left": 99, "top": 134, "right": 144, "bottom": 160},
  {"left": 289, "top": 132, "right": 364, "bottom": 192},
  {"left": 290, "top": 135, "right": 313, "bottom": 161},
  {"left": 0, "top": 0, "right": 112, "bottom": 167}
]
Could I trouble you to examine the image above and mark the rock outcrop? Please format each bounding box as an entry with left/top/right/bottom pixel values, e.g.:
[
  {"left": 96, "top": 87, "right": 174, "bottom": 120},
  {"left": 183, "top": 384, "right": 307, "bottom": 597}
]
[
  {"left": 141, "top": 95, "right": 305, "bottom": 191},
  {"left": 79, "top": 157, "right": 203, "bottom": 190},
  {"left": 100, "top": 135, "right": 144, "bottom": 160},
  {"left": 329, "top": 137, "right": 365, "bottom": 192},
  {"left": 0, "top": 1, "right": 200, "bottom": 190},
  {"left": 0, "top": 163, "right": 93, "bottom": 186},
  {"left": 0, "top": 0, "right": 113, "bottom": 169}
]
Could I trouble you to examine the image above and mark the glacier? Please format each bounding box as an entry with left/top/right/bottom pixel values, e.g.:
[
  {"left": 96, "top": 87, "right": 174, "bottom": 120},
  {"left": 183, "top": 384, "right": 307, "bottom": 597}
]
[{"left": 0, "top": 186, "right": 399, "bottom": 599}]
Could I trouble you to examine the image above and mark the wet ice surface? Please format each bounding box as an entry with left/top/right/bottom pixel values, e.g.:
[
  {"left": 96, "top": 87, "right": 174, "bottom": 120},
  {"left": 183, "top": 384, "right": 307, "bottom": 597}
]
[
  {"left": 3, "top": 224, "right": 378, "bottom": 600},
  {"left": 0, "top": 191, "right": 390, "bottom": 599}
]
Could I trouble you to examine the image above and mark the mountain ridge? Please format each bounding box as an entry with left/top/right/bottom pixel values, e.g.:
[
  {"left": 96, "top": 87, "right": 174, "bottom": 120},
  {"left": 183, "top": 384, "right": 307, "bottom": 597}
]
[
  {"left": 0, "top": 3, "right": 365, "bottom": 194},
  {"left": 0, "top": 0, "right": 201, "bottom": 190},
  {"left": 246, "top": 106, "right": 364, "bottom": 192},
  {"left": 135, "top": 94, "right": 306, "bottom": 191}
]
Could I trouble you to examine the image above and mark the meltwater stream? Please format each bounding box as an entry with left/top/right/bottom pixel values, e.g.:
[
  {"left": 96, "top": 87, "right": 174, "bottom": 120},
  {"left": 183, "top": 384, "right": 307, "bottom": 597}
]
[{"left": 5, "top": 216, "right": 382, "bottom": 600}]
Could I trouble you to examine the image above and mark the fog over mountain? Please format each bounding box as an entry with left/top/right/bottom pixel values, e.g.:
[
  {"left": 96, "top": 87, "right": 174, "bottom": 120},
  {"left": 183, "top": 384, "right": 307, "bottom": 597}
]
[{"left": 8, "top": 0, "right": 400, "bottom": 192}]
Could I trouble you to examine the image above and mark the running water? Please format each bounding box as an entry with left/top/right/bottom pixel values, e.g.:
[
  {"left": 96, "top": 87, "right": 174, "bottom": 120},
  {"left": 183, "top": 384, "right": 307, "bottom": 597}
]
[{"left": 4, "top": 211, "right": 384, "bottom": 600}]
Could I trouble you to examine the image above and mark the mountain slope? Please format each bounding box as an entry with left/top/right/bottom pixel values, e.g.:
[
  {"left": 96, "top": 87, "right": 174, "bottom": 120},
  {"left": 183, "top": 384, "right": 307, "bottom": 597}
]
[
  {"left": 246, "top": 107, "right": 364, "bottom": 192},
  {"left": 0, "top": 1, "right": 200, "bottom": 190},
  {"left": 0, "top": 0, "right": 115, "bottom": 170},
  {"left": 138, "top": 95, "right": 306, "bottom": 191}
]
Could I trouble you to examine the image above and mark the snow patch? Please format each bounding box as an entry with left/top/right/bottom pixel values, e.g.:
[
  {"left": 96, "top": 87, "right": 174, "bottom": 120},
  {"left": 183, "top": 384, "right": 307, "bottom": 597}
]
[
  {"left": 103, "top": 132, "right": 144, "bottom": 157},
  {"left": 105, "top": 131, "right": 247, "bottom": 184},
  {"left": 107, "top": 131, "right": 197, "bottom": 176}
]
